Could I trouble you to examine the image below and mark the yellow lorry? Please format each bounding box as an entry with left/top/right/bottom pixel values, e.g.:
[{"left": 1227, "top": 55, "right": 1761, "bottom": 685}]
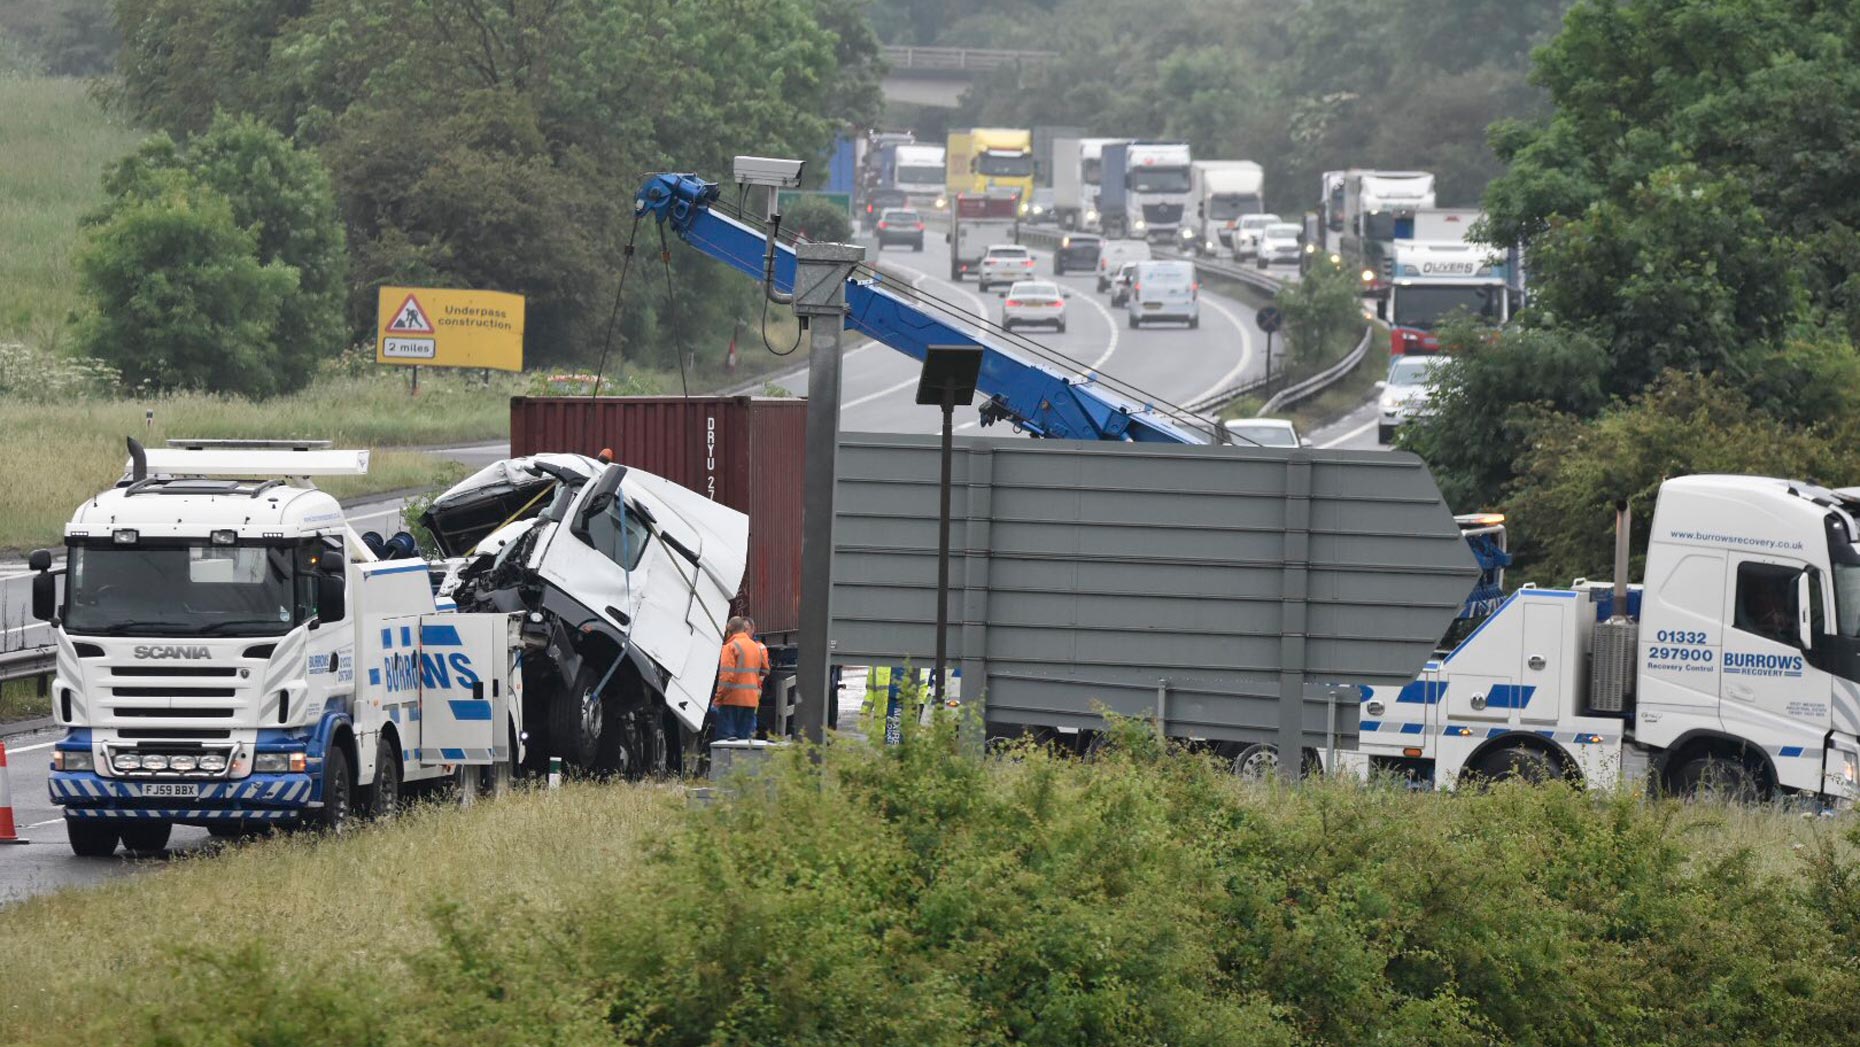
[{"left": 946, "top": 128, "right": 1035, "bottom": 214}]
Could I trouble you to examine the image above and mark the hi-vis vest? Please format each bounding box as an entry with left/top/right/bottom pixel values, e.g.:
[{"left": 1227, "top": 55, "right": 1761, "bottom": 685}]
[{"left": 715, "top": 634, "right": 769, "bottom": 708}]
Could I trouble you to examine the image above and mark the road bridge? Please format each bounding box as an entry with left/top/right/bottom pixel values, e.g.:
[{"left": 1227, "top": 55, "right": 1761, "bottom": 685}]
[{"left": 882, "top": 45, "right": 1055, "bottom": 108}]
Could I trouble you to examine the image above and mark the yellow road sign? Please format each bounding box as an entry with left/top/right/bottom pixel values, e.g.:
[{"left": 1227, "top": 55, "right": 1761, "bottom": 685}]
[{"left": 375, "top": 286, "right": 525, "bottom": 371}]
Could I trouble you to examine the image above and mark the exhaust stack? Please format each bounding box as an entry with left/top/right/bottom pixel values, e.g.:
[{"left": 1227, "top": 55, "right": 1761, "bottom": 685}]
[
  {"left": 1612, "top": 498, "right": 1630, "bottom": 619},
  {"left": 127, "top": 436, "right": 147, "bottom": 482},
  {"left": 1590, "top": 498, "right": 1637, "bottom": 714}
]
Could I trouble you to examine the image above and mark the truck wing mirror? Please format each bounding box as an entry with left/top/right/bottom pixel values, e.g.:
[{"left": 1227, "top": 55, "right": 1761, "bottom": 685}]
[
  {"left": 571, "top": 464, "right": 626, "bottom": 543},
  {"left": 28, "top": 548, "right": 52, "bottom": 572},
  {"left": 31, "top": 570, "right": 56, "bottom": 623}
]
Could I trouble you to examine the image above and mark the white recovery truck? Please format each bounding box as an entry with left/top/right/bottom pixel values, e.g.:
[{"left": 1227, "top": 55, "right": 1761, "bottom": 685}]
[
  {"left": 32, "top": 440, "right": 525, "bottom": 855},
  {"left": 32, "top": 441, "right": 745, "bottom": 855},
  {"left": 1338, "top": 477, "right": 1860, "bottom": 803}
]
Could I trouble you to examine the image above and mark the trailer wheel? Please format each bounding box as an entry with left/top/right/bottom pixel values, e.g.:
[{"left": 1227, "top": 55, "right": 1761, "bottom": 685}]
[
  {"left": 1230, "top": 743, "right": 1280, "bottom": 782},
  {"left": 67, "top": 820, "right": 119, "bottom": 858},
  {"left": 1672, "top": 753, "right": 1768, "bottom": 802},
  {"left": 363, "top": 736, "right": 402, "bottom": 818},
  {"left": 310, "top": 744, "right": 354, "bottom": 833},
  {"left": 118, "top": 821, "right": 172, "bottom": 855}
]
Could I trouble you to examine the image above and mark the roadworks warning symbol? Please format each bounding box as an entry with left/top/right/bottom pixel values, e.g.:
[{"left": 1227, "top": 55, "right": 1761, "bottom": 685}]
[{"left": 384, "top": 293, "right": 435, "bottom": 334}]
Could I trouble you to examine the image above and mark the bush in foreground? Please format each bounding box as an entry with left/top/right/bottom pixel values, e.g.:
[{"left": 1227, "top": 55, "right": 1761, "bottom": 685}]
[{"left": 8, "top": 721, "right": 1860, "bottom": 1045}]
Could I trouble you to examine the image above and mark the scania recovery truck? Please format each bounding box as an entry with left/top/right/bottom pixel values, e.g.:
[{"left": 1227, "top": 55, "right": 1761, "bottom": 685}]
[
  {"left": 1340, "top": 479, "right": 1860, "bottom": 804},
  {"left": 32, "top": 440, "right": 530, "bottom": 856}
]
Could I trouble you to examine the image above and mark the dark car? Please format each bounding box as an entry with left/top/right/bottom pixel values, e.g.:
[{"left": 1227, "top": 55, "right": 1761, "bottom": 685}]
[
  {"left": 875, "top": 208, "right": 925, "bottom": 251},
  {"left": 862, "top": 189, "right": 908, "bottom": 225},
  {"left": 1053, "top": 232, "right": 1102, "bottom": 276}
]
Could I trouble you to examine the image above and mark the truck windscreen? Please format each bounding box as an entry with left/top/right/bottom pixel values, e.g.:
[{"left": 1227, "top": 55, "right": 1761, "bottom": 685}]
[
  {"left": 1082, "top": 158, "right": 1102, "bottom": 184},
  {"left": 898, "top": 165, "right": 943, "bottom": 185},
  {"left": 63, "top": 542, "right": 305, "bottom": 637},
  {"left": 1392, "top": 286, "right": 1502, "bottom": 329},
  {"left": 977, "top": 153, "right": 1033, "bottom": 177},
  {"left": 1131, "top": 167, "right": 1191, "bottom": 193}
]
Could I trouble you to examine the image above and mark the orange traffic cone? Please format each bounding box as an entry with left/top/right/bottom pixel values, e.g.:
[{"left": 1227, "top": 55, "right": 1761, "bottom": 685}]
[{"left": 0, "top": 739, "right": 29, "bottom": 844}]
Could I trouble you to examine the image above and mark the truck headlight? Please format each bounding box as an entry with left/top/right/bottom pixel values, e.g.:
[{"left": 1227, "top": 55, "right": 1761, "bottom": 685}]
[
  {"left": 1842, "top": 749, "right": 1858, "bottom": 785},
  {"left": 168, "top": 755, "right": 198, "bottom": 772},
  {"left": 1133, "top": 219, "right": 1147, "bottom": 231},
  {"left": 934, "top": 196, "right": 946, "bottom": 209},
  {"left": 54, "top": 749, "right": 95, "bottom": 771},
  {"left": 1179, "top": 227, "right": 1196, "bottom": 240},
  {"left": 140, "top": 754, "right": 168, "bottom": 771},
  {"left": 1085, "top": 209, "right": 1098, "bottom": 224},
  {"left": 198, "top": 753, "right": 228, "bottom": 773},
  {"left": 113, "top": 752, "right": 142, "bottom": 772},
  {"left": 254, "top": 752, "right": 307, "bottom": 773}
]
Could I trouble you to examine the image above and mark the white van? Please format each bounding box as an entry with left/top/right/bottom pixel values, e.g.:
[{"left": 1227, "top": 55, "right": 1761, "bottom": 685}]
[
  {"left": 1126, "top": 260, "right": 1199, "bottom": 329},
  {"left": 1094, "top": 240, "right": 1152, "bottom": 292}
]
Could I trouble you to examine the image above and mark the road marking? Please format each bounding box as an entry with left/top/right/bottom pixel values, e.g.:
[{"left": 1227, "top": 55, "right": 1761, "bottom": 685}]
[
  {"left": 845, "top": 376, "right": 921, "bottom": 411},
  {"left": 26, "top": 819, "right": 61, "bottom": 829},
  {"left": 954, "top": 253, "right": 1121, "bottom": 434},
  {"left": 1191, "top": 296, "right": 1256, "bottom": 407},
  {"left": 1319, "top": 416, "right": 1380, "bottom": 449},
  {"left": 8, "top": 739, "right": 58, "bottom": 754}
]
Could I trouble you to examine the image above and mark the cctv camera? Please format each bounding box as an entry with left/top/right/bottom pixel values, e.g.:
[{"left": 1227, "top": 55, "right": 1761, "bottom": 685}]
[{"left": 732, "top": 155, "right": 806, "bottom": 189}]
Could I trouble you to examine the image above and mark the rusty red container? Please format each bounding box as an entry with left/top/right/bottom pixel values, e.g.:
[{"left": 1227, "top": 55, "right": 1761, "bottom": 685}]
[{"left": 509, "top": 396, "right": 808, "bottom": 641}]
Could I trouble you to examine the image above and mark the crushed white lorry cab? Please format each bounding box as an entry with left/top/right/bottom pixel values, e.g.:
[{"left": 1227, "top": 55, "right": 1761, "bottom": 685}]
[
  {"left": 1336, "top": 476, "right": 1860, "bottom": 804},
  {"left": 33, "top": 440, "right": 526, "bottom": 856},
  {"left": 423, "top": 453, "right": 748, "bottom": 776}
]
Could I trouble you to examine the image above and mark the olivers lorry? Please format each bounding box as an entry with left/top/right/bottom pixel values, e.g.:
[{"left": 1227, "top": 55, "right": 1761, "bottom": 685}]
[{"left": 32, "top": 440, "right": 745, "bottom": 855}]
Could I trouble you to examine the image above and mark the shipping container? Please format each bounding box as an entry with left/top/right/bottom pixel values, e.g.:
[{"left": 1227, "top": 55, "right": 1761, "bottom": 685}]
[{"left": 509, "top": 396, "right": 807, "bottom": 642}]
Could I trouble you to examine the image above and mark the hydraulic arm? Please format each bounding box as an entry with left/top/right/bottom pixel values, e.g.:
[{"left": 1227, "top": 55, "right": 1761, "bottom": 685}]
[{"left": 635, "top": 173, "right": 1209, "bottom": 443}]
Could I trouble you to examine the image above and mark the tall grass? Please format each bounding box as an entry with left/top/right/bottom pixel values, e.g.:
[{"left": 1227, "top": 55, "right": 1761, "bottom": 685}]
[
  {"left": 0, "top": 371, "right": 514, "bottom": 549},
  {"left": 2, "top": 720, "right": 1856, "bottom": 1046},
  {"left": 0, "top": 77, "right": 139, "bottom": 345}
]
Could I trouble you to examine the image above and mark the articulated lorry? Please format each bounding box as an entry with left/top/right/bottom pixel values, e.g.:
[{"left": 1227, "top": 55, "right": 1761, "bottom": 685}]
[
  {"left": 1186, "top": 161, "right": 1265, "bottom": 256},
  {"left": 946, "top": 128, "right": 1035, "bottom": 213},
  {"left": 885, "top": 143, "right": 947, "bottom": 210},
  {"left": 33, "top": 441, "right": 530, "bottom": 856},
  {"left": 1333, "top": 170, "right": 1436, "bottom": 297},
  {"left": 1099, "top": 141, "right": 1195, "bottom": 244},
  {"left": 1345, "top": 480, "right": 1860, "bottom": 804},
  {"left": 1051, "top": 137, "right": 1125, "bottom": 231}
]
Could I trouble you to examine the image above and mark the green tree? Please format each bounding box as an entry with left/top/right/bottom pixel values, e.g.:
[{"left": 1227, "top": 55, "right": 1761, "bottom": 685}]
[
  {"left": 91, "top": 114, "right": 348, "bottom": 393},
  {"left": 1275, "top": 258, "right": 1363, "bottom": 374},
  {"left": 1398, "top": 319, "right": 1610, "bottom": 511},
  {"left": 76, "top": 180, "right": 299, "bottom": 396},
  {"left": 783, "top": 194, "right": 854, "bottom": 244},
  {"left": 1504, "top": 370, "right": 1855, "bottom": 585}
]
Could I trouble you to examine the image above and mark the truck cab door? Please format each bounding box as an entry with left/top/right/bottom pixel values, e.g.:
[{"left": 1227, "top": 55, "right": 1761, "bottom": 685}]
[
  {"left": 618, "top": 479, "right": 737, "bottom": 733},
  {"left": 534, "top": 465, "right": 649, "bottom": 653},
  {"left": 1719, "top": 559, "right": 1831, "bottom": 780}
]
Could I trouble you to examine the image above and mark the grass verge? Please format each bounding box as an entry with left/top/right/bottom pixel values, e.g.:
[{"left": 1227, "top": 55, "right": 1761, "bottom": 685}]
[
  {"left": 3, "top": 720, "right": 1858, "bottom": 1045},
  {"left": 0, "top": 677, "right": 50, "bottom": 723},
  {"left": 0, "top": 77, "right": 140, "bottom": 347}
]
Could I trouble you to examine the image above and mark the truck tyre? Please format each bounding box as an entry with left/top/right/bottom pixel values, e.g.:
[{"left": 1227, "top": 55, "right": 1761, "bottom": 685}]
[
  {"left": 551, "top": 664, "right": 606, "bottom": 770},
  {"left": 119, "top": 821, "right": 172, "bottom": 855},
  {"left": 1230, "top": 743, "right": 1279, "bottom": 782},
  {"left": 1469, "top": 745, "right": 1559, "bottom": 785},
  {"left": 1377, "top": 424, "right": 1395, "bottom": 445},
  {"left": 1672, "top": 753, "right": 1767, "bottom": 802},
  {"left": 67, "top": 820, "right": 119, "bottom": 857},
  {"left": 362, "top": 735, "right": 402, "bottom": 819},
  {"left": 310, "top": 744, "right": 354, "bottom": 833}
]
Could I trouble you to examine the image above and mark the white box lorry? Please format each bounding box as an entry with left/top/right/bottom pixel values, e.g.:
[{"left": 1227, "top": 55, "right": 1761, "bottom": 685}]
[{"left": 1186, "top": 161, "right": 1265, "bottom": 256}]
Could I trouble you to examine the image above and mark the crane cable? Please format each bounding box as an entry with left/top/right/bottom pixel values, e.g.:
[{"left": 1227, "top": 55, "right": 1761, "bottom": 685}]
[{"left": 591, "top": 213, "right": 645, "bottom": 398}]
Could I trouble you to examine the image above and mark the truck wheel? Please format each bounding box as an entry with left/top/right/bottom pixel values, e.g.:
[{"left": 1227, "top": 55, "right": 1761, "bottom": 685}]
[
  {"left": 67, "top": 820, "right": 119, "bottom": 858},
  {"left": 310, "top": 744, "right": 354, "bottom": 833},
  {"left": 1469, "top": 745, "right": 1559, "bottom": 786},
  {"left": 1377, "top": 424, "right": 1395, "bottom": 445},
  {"left": 1230, "top": 743, "right": 1280, "bottom": 782},
  {"left": 118, "top": 821, "right": 173, "bottom": 855},
  {"left": 1672, "top": 753, "right": 1767, "bottom": 802},
  {"left": 362, "top": 736, "right": 402, "bottom": 818},
  {"left": 551, "top": 665, "right": 606, "bottom": 770}
]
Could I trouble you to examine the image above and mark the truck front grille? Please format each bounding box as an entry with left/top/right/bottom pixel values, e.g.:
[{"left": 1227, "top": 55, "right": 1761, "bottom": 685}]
[{"left": 1142, "top": 203, "right": 1183, "bottom": 224}]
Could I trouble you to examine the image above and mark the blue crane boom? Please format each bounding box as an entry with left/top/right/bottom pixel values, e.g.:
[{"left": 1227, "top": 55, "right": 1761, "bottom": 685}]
[{"left": 634, "top": 172, "right": 1211, "bottom": 442}]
